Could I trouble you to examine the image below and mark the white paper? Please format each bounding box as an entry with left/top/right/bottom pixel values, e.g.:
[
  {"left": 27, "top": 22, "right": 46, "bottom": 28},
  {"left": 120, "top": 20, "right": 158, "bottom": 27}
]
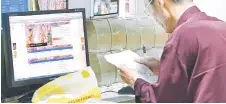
[{"left": 104, "top": 50, "right": 157, "bottom": 83}]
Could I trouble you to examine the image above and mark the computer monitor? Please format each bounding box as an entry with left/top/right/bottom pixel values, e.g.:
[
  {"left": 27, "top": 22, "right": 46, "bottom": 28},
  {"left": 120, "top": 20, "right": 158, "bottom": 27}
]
[
  {"left": 1, "top": 8, "right": 89, "bottom": 88},
  {"left": 92, "top": 0, "right": 119, "bottom": 17}
]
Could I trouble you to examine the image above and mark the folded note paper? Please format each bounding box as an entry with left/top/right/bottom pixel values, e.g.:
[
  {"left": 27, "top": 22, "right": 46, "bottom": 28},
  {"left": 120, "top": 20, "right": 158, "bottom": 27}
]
[{"left": 104, "top": 50, "right": 158, "bottom": 84}]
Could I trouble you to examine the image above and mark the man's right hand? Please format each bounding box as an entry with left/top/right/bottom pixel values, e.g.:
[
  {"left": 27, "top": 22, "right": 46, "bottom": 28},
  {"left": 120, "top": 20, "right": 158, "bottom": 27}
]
[{"left": 135, "top": 57, "right": 160, "bottom": 76}]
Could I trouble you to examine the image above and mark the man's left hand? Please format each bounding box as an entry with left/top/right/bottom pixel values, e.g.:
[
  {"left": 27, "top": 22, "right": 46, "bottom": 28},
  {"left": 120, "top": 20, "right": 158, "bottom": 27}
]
[{"left": 119, "top": 65, "right": 139, "bottom": 89}]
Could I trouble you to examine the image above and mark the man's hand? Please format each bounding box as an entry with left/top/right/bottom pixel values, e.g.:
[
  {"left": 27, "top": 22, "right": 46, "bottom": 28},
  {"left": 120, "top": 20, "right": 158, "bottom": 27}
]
[
  {"left": 135, "top": 57, "right": 160, "bottom": 76},
  {"left": 119, "top": 57, "right": 160, "bottom": 88},
  {"left": 119, "top": 65, "right": 139, "bottom": 89}
]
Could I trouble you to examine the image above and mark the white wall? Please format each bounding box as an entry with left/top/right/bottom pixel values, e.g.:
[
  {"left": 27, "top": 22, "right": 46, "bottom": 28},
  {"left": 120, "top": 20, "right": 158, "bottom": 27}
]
[
  {"left": 67, "top": 0, "right": 226, "bottom": 21},
  {"left": 134, "top": 0, "right": 226, "bottom": 21},
  {"left": 194, "top": 0, "right": 226, "bottom": 21}
]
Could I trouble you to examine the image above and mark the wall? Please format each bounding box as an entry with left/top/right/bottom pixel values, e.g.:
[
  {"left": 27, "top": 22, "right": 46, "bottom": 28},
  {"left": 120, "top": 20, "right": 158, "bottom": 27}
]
[
  {"left": 134, "top": 0, "right": 226, "bottom": 21},
  {"left": 194, "top": 0, "right": 226, "bottom": 21},
  {"left": 68, "top": 0, "right": 92, "bottom": 18},
  {"left": 67, "top": 0, "right": 226, "bottom": 20}
]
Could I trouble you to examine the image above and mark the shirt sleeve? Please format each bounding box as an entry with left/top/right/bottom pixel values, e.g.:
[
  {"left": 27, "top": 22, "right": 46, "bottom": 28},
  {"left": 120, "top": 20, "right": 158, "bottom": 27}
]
[{"left": 134, "top": 38, "right": 197, "bottom": 103}]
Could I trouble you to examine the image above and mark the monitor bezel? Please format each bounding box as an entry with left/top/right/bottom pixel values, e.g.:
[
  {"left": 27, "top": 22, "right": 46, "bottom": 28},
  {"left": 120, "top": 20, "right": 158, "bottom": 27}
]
[{"left": 2, "top": 8, "right": 90, "bottom": 88}]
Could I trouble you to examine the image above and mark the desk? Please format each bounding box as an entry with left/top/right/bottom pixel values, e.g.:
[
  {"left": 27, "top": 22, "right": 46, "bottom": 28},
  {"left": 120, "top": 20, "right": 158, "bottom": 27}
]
[
  {"left": 3, "top": 95, "right": 21, "bottom": 103},
  {"left": 4, "top": 93, "right": 135, "bottom": 103},
  {"left": 4, "top": 82, "right": 135, "bottom": 103},
  {"left": 101, "top": 92, "right": 135, "bottom": 103},
  {"left": 99, "top": 82, "right": 135, "bottom": 103}
]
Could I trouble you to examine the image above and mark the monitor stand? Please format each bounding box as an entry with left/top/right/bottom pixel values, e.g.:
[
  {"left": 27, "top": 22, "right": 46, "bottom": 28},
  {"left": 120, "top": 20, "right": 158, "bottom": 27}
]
[
  {"left": 18, "top": 90, "right": 36, "bottom": 103},
  {"left": 1, "top": 87, "right": 38, "bottom": 103},
  {"left": 1, "top": 84, "right": 41, "bottom": 103}
]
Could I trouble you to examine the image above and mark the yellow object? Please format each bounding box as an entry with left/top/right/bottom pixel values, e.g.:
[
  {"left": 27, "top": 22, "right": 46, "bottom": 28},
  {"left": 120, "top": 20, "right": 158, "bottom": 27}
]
[
  {"left": 59, "top": 73, "right": 73, "bottom": 79},
  {"left": 29, "top": 0, "right": 40, "bottom": 11},
  {"left": 47, "top": 87, "right": 101, "bottom": 103},
  {"left": 32, "top": 67, "right": 101, "bottom": 103},
  {"left": 13, "top": 51, "right": 17, "bottom": 58},
  {"left": 81, "top": 70, "right": 90, "bottom": 78}
]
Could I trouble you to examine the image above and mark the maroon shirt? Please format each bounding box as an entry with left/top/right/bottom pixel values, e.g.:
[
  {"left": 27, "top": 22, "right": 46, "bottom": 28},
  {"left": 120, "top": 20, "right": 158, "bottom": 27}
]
[{"left": 134, "top": 6, "right": 226, "bottom": 103}]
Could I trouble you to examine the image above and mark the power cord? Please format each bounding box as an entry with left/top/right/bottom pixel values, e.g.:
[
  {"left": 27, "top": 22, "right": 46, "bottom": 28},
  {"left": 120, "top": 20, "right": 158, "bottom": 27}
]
[
  {"left": 101, "top": 91, "right": 118, "bottom": 94},
  {"left": 1, "top": 94, "right": 22, "bottom": 103},
  {"left": 1, "top": 94, "right": 6, "bottom": 103},
  {"left": 17, "top": 90, "right": 36, "bottom": 103}
]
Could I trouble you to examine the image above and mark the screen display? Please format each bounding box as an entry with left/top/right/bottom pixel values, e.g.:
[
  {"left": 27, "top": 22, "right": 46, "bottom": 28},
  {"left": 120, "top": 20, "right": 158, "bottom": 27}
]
[
  {"left": 94, "top": 0, "right": 118, "bottom": 16},
  {"left": 9, "top": 12, "right": 87, "bottom": 81}
]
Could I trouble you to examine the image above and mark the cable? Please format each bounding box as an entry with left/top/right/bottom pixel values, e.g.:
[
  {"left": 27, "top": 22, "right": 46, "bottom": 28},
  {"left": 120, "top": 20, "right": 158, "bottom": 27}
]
[
  {"left": 101, "top": 91, "right": 118, "bottom": 94},
  {"left": 1, "top": 94, "right": 21, "bottom": 103},
  {"left": 1, "top": 94, "right": 6, "bottom": 103},
  {"left": 17, "top": 90, "right": 36, "bottom": 103}
]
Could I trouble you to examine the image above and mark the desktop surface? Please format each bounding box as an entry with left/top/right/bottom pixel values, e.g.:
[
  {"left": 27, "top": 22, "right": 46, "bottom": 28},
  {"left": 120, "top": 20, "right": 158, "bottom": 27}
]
[{"left": 3, "top": 82, "right": 135, "bottom": 103}]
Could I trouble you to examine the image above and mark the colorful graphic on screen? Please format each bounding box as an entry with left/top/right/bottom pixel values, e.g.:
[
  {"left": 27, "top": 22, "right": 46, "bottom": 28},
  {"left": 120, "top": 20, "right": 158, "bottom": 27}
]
[{"left": 9, "top": 12, "right": 87, "bottom": 81}]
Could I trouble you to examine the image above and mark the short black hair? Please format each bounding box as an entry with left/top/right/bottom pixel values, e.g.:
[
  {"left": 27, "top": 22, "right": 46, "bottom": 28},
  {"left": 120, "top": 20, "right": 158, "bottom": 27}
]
[{"left": 173, "top": 0, "right": 193, "bottom": 3}]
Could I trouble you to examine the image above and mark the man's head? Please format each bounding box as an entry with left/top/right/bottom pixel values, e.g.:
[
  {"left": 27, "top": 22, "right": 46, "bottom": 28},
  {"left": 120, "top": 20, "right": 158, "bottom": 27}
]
[
  {"left": 148, "top": 0, "right": 194, "bottom": 33},
  {"left": 29, "top": 29, "right": 32, "bottom": 33}
]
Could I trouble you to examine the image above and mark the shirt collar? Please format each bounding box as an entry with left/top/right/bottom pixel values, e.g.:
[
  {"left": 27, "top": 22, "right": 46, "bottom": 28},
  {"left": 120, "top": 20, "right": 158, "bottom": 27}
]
[{"left": 176, "top": 6, "right": 201, "bottom": 27}]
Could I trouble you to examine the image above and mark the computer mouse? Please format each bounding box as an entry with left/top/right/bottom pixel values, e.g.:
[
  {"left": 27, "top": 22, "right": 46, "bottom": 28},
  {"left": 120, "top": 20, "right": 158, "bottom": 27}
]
[{"left": 118, "top": 86, "right": 134, "bottom": 95}]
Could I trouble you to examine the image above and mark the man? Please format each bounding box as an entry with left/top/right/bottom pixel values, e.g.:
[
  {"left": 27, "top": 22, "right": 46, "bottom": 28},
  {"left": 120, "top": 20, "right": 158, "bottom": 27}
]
[
  {"left": 119, "top": 0, "right": 226, "bottom": 103},
  {"left": 40, "top": 24, "right": 47, "bottom": 43},
  {"left": 27, "top": 29, "right": 33, "bottom": 47}
]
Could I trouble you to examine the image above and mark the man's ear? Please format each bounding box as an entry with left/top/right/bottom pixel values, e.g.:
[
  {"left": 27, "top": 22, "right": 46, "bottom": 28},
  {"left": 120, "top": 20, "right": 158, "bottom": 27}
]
[
  {"left": 157, "top": 0, "right": 171, "bottom": 19},
  {"left": 158, "top": 0, "right": 165, "bottom": 7}
]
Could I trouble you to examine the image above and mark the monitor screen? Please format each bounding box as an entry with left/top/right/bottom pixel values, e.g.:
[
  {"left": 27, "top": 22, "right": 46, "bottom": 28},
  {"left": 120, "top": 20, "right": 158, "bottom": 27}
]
[
  {"left": 93, "top": 0, "right": 118, "bottom": 16},
  {"left": 8, "top": 11, "right": 88, "bottom": 82}
]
